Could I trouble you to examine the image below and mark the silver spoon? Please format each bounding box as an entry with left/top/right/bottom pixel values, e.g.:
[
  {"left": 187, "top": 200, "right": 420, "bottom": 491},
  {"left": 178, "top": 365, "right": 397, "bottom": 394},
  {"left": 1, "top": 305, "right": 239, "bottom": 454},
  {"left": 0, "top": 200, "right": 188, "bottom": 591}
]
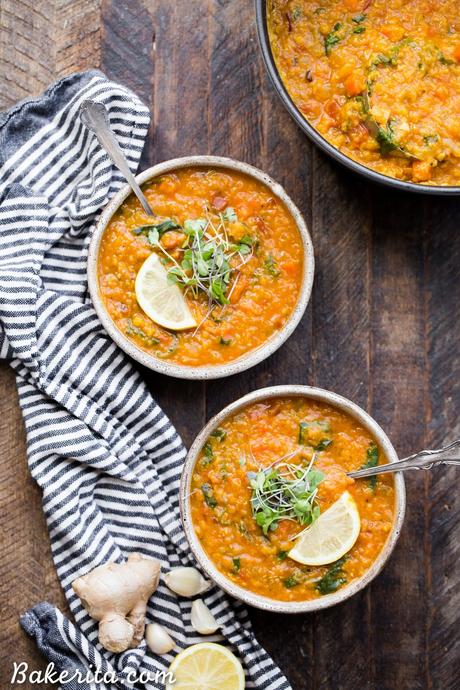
[
  {"left": 348, "top": 438, "right": 460, "bottom": 480},
  {"left": 80, "top": 100, "right": 155, "bottom": 217}
]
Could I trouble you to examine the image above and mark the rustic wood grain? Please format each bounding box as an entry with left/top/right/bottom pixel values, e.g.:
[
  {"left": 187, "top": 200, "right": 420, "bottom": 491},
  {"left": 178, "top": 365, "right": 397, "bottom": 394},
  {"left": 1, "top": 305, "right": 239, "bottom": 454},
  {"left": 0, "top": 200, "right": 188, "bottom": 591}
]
[
  {"left": 0, "top": 1, "right": 103, "bottom": 686},
  {"left": 1, "top": 0, "right": 459, "bottom": 689}
]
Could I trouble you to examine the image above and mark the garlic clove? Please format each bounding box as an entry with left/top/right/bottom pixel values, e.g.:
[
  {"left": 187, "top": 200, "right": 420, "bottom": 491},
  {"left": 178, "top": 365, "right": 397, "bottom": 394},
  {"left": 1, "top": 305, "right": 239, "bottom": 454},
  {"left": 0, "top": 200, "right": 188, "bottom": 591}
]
[
  {"left": 164, "top": 567, "right": 211, "bottom": 597},
  {"left": 145, "top": 623, "right": 175, "bottom": 655},
  {"left": 191, "top": 599, "right": 219, "bottom": 635}
]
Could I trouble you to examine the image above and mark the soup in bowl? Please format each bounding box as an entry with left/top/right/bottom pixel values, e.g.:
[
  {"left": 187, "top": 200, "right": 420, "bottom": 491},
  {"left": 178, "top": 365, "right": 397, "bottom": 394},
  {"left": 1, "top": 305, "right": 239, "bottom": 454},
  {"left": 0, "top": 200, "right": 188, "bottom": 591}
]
[
  {"left": 181, "top": 386, "right": 405, "bottom": 612},
  {"left": 88, "top": 157, "right": 314, "bottom": 379},
  {"left": 262, "top": 0, "right": 460, "bottom": 190}
]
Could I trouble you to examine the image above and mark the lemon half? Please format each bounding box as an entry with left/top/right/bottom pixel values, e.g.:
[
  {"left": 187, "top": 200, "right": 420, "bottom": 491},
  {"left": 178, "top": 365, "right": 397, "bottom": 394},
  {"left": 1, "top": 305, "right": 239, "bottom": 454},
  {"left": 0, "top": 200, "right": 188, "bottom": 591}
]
[
  {"left": 166, "top": 642, "right": 245, "bottom": 690},
  {"left": 134, "top": 253, "right": 196, "bottom": 331},
  {"left": 288, "top": 491, "right": 361, "bottom": 566}
]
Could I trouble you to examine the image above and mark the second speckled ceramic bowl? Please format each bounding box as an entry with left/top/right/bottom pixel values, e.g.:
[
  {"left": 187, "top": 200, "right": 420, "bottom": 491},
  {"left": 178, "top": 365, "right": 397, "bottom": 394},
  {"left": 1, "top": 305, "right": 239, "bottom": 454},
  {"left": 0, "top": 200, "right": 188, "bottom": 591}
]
[{"left": 180, "top": 385, "right": 406, "bottom": 613}]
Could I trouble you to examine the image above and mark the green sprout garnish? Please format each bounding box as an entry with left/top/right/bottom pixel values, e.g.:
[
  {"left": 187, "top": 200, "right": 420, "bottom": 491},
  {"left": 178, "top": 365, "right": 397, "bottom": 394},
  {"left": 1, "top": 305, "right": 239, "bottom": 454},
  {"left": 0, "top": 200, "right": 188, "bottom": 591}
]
[
  {"left": 134, "top": 208, "right": 254, "bottom": 309},
  {"left": 247, "top": 456, "right": 324, "bottom": 535}
]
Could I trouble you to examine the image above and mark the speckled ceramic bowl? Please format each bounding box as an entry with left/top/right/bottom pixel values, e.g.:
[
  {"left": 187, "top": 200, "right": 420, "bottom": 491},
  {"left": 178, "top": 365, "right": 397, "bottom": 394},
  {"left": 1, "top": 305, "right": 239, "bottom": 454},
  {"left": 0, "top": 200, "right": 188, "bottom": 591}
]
[
  {"left": 180, "top": 385, "right": 406, "bottom": 613},
  {"left": 87, "top": 156, "right": 314, "bottom": 380}
]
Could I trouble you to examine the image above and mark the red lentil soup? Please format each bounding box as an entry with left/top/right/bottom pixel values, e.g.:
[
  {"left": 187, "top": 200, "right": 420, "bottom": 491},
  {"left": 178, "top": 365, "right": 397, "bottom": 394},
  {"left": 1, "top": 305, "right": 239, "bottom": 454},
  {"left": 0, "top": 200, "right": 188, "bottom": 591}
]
[
  {"left": 190, "top": 397, "right": 395, "bottom": 601},
  {"left": 268, "top": 0, "right": 460, "bottom": 185},
  {"left": 98, "top": 167, "right": 304, "bottom": 367}
]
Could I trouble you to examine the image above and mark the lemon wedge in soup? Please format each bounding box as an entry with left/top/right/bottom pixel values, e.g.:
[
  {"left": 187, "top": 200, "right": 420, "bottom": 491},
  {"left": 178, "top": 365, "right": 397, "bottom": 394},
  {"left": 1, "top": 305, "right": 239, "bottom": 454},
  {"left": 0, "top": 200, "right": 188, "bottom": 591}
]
[
  {"left": 288, "top": 491, "right": 361, "bottom": 567},
  {"left": 135, "top": 253, "right": 196, "bottom": 331}
]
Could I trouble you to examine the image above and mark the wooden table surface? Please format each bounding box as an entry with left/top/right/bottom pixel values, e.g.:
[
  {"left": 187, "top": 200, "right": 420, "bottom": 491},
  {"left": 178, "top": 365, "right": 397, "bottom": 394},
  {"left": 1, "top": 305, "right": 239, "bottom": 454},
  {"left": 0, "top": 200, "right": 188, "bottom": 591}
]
[{"left": 1, "top": 1, "right": 459, "bottom": 689}]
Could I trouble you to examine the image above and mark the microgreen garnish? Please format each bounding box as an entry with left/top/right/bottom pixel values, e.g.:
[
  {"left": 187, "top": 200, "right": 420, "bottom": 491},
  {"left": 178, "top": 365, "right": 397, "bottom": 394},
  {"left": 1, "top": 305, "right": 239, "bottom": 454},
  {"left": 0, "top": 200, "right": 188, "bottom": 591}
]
[
  {"left": 137, "top": 209, "right": 255, "bottom": 308},
  {"left": 360, "top": 442, "right": 379, "bottom": 490},
  {"left": 315, "top": 556, "right": 347, "bottom": 594},
  {"left": 201, "top": 483, "right": 217, "bottom": 508},
  {"left": 248, "top": 457, "right": 324, "bottom": 535}
]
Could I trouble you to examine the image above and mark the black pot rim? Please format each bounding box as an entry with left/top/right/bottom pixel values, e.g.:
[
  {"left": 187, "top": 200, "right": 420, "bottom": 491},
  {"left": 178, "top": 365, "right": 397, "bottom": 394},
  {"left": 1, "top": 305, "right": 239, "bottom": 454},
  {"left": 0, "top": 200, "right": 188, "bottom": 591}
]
[{"left": 255, "top": 0, "right": 460, "bottom": 196}]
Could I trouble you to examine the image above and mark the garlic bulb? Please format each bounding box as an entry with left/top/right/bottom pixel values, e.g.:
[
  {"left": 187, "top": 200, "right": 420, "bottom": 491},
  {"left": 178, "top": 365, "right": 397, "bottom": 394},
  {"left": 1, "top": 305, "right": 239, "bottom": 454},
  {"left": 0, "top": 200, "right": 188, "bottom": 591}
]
[
  {"left": 164, "top": 567, "right": 211, "bottom": 597},
  {"left": 145, "top": 623, "right": 175, "bottom": 655},
  {"left": 191, "top": 599, "right": 219, "bottom": 635}
]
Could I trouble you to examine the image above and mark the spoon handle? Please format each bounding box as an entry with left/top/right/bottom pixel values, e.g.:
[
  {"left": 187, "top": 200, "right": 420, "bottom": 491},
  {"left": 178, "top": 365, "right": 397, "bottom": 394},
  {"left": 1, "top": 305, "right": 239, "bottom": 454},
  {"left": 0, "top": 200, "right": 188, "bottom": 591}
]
[
  {"left": 80, "top": 100, "right": 155, "bottom": 217},
  {"left": 348, "top": 438, "right": 460, "bottom": 479}
]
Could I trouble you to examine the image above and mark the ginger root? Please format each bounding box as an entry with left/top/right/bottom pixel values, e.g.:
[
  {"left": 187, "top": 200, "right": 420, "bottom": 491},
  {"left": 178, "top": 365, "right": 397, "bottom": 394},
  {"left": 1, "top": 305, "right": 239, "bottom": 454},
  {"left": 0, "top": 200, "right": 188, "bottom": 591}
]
[{"left": 72, "top": 553, "right": 160, "bottom": 653}]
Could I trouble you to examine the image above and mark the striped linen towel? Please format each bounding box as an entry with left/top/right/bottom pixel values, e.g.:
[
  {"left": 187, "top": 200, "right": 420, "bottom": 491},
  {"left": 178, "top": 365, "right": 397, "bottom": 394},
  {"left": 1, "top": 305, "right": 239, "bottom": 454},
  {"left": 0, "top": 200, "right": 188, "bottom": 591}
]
[{"left": 0, "top": 71, "right": 291, "bottom": 690}]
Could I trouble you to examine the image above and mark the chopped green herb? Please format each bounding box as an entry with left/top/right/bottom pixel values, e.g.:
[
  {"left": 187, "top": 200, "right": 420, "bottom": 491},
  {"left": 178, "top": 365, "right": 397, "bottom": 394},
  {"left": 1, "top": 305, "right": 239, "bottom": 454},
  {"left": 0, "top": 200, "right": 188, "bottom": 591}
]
[
  {"left": 361, "top": 442, "right": 379, "bottom": 490},
  {"left": 353, "top": 26, "right": 366, "bottom": 34},
  {"left": 284, "top": 575, "right": 299, "bottom": 589},
  {"left": 264, "top": 253, "right": 280, "bottom": 277},
  {"left": 201, "top": 483, "right": 217, "bottom": 509},
  {"left": 219, "top": 336, "right": 232, "bottom": 346},
  {"left": 314, "top": 438, "right": 333, "bottom": 452},
  {"left": 277, "top": 550, "right": 288, "bottom": 561},
  {"left": 439, "top": 53, "right": 454, "bottom": 65},
  {"left": 352, "top": 13, "right": 367, "bottom": 23},
  {"left": 423, "top": 134, "right": 440, "bottom": 145},
  {"left": 315, "top": 557, "right": 347, "bottom": 595},
  {"left": 133, "top": 219, "right": 181, "bottom": 239},
  {"left": 125, "top": 322, "right": 160, "bottom": 347},
  {"left": 325, "top": 30, "right": 341, "bottom": 55},
  {"left": 211, "top": 428, "right": 227, "bottom": 442},
  {"left": 333, "top": 22, "right": 342, "bottom": 31},
  {"left": 231, "top": 557, "right": 241, "bottom": 574},
  {"left": 376, "top": 121, "right": 399, "bottom": 155},
  {"left": 370, "top": 53, "right": 393, "bottom": 68},
  {"left": 292, "top": 5, "right": 302, "bottom": 20},
  {"left": 298, "top": 420, "right": 331, "bottom": 446},
  {"left": 200, "top": 442, "right": 214, "bottom": 467}
]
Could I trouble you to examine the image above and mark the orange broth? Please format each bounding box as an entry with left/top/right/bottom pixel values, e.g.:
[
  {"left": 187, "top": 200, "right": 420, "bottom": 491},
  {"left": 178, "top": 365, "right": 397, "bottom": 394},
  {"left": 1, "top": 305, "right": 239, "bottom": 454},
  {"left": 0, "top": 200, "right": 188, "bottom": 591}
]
[
  {"left": 190, "top": 397, "right": 395, "bottom": 601},
  {"left": 98, "top": 168, "right": 304, "bottom": 367},
  {"left": 268, "top": 0, "right": 460, "bottom": 186}
]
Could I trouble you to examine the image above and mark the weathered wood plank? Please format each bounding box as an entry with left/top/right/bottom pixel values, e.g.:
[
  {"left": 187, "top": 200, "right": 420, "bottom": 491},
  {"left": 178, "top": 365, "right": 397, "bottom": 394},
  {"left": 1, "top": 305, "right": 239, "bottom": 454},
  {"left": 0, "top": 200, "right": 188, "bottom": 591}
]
[
  {"left": 0, "top": 1, "right": 103, "bottom": 686},
  {"left": 0, "top": 363, "right": 68, "bottom": 688},
  {"left": 0, "top": 0, "right": 101, "bottom": 110},
  {"left": 307, "top": 149, "right": 374, "bottom": 690},
  {"left": 367, "top": 187, "right": 429, "bottom": 690},
  {"left": 424, "top": 197, "right": 460, "bottom": 689}
]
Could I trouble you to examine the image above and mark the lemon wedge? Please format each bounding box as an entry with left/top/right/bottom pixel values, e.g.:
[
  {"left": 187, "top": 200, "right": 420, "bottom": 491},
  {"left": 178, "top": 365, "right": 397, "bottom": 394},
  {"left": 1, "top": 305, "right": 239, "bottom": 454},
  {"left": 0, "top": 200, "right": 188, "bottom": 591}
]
[
  {"left": 288, "top": 491, "right": 361, "bottom": 567},
  {"left": 166, "top": 642, "right": 245, "bottom": 690},
  {"left": 135, "top": 253, "right": 196, "bottom": 331}
]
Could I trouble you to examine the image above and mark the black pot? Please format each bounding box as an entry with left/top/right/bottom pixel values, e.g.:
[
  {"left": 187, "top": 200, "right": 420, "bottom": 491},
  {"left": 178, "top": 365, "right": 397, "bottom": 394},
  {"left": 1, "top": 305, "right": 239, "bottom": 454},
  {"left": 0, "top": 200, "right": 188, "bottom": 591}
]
[{"left": 255, "top": 0, "right": 460, "bottom": 195}]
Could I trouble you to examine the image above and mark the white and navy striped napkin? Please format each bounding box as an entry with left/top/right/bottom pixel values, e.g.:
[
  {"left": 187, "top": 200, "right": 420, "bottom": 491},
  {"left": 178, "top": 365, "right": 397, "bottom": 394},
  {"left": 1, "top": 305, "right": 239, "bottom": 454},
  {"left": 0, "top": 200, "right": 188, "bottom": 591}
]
[{"left": 0, "top": 71, "right": 291, "bottom": 690}]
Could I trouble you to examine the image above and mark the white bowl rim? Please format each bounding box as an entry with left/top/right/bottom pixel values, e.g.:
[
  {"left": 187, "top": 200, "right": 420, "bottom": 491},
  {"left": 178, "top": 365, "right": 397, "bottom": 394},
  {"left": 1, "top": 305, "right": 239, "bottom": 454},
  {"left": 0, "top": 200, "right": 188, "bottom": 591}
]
[
  {"left": 180, "top": 385, "right": 406, "bottom": 613},
  {"left": 87, "top": 155, "right": 314, "bottom": 380}
]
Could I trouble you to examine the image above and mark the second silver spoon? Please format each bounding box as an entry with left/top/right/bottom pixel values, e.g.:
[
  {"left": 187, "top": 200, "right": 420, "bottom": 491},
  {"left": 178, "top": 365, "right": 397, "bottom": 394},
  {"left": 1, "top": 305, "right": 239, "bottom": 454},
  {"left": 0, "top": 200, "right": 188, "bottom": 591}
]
[{"left": 348, "top": 438, "right": 460, "bottom": 480}]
